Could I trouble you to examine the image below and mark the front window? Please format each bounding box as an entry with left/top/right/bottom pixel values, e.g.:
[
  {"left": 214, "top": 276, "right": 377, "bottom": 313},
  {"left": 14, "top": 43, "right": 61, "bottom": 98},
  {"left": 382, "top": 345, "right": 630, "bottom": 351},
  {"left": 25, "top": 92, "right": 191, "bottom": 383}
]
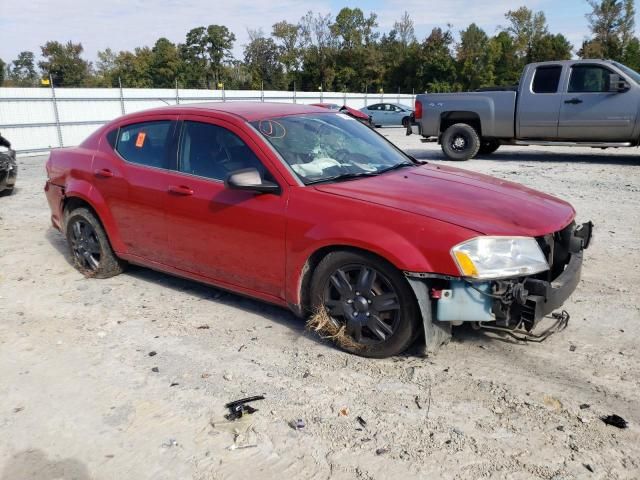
[
  {"left": 252, "top": 113, "right": 413, "bottom": 184},
  {"left": 568, "top": 65, "right": 613, "bottom": 93}
]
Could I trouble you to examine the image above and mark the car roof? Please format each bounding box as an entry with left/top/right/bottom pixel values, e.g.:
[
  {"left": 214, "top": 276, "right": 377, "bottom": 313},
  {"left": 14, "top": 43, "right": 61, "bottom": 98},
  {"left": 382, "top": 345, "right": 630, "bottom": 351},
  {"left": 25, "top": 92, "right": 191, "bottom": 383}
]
[{"left": 125, "top": 101, "right": 329, "bottom": 122}]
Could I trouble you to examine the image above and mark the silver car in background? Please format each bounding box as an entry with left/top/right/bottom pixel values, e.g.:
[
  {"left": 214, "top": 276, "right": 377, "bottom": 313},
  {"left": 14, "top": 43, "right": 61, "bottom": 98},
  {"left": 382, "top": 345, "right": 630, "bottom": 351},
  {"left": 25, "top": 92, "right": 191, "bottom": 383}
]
[{"left": 360, "top": 103, "right": 414, "bottom": 127}]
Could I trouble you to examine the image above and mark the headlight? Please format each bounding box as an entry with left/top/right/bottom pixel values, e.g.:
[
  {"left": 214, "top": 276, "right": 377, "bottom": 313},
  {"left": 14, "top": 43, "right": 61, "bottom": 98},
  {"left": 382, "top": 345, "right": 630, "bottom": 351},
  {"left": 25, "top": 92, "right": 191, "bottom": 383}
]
[{"left": 451, "top": 236, "right": 549, "bottom": 279}]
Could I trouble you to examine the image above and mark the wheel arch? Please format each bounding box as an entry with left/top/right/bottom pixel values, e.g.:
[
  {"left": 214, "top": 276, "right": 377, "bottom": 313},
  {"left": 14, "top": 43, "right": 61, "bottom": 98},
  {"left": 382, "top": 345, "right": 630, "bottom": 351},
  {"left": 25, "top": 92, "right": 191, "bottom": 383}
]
[
  {"left": 291, "top": 244, "right": 423, "bottom": 317},
  {"left": 61, "top": 184, "right": 126, "bottom": 253},
  {"left": 440, "top": 111, "right": 482, "bottom": 137}
]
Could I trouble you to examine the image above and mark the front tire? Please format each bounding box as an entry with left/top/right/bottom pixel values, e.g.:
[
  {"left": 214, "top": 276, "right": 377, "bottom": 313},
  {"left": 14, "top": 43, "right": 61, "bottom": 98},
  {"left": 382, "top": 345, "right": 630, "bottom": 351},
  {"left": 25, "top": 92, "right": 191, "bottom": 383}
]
[
  {"left": 64, "top": 207, "right": 125, "bottom": 278},
  {"left": 441, "top": 123, "right": 480, "bottom": 161},
  {"left": 310, "top": 251, "right": 420, "bottom": 358}
]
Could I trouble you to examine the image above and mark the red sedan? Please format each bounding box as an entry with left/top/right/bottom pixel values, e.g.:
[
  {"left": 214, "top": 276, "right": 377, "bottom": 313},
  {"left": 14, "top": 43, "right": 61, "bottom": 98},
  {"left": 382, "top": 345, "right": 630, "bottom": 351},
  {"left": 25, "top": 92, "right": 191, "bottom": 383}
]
[{"left": 45, "top": 102, "right": 591, "bottom": 357}]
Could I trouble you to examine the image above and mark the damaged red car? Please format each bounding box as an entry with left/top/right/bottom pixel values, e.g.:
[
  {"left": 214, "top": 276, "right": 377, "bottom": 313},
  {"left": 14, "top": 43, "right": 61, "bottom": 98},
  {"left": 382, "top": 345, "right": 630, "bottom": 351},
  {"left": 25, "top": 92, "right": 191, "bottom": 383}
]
[{"left": 44, "top": 103, "right": 592, "bottom": 357}]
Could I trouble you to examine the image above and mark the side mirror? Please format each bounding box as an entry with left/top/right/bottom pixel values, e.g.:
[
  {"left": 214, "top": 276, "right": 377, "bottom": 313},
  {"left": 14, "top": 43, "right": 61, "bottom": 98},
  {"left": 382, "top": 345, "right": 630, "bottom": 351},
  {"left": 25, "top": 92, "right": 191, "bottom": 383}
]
[
  {"left": 609, "top": 73, "right": 630, "bottom": 93},
  {"left": 225, "top": 168, "right": 280, "bottom": 194}
]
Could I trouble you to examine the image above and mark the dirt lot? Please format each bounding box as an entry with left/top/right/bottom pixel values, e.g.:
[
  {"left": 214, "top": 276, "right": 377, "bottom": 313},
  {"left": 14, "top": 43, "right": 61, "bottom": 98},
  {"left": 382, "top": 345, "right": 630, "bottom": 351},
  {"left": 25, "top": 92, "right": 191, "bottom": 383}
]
[{"left": 1, "top": 129, "right": 639, "bottom": 480}]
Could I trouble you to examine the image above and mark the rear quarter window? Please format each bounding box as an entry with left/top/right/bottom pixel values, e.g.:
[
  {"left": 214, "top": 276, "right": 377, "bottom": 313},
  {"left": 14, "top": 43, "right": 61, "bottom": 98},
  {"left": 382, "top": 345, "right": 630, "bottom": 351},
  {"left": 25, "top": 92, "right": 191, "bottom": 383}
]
[
  {"left": 115, "top": 120, "right": 174, "bottom": 169},
  {"left": 532, "top": 66, "right": 562, "bottom": 93}
]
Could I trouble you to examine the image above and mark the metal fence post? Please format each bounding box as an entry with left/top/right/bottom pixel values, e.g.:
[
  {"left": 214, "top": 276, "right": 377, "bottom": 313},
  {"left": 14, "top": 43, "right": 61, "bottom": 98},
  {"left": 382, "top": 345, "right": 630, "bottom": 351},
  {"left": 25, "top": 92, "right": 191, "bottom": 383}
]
[
  {"left": 365, "top": 93, "right": 368, "bottom": 107},
  {"left": 175, "top": 79, "right": 180, "bottom": 105},
  {"left": 50, "top": 75, "right": 63, "bottom": 148},
  {"left": 293, "top": 82, "right": 296, "bottom": 104},
  {"left": 261, "top": 82, "right": 264, "bottom": 102},
  {"left": 118, "top": 77, "right": 126, "bottom": 115},
  {"left": 343, "top": 89, "right": 347, "bottom": 106},
  {"left": 222, "top": 84, "right": 226, "bottom": 102},
  {"left": 320, "top": 84, "right": 323, "bottom": 103}
]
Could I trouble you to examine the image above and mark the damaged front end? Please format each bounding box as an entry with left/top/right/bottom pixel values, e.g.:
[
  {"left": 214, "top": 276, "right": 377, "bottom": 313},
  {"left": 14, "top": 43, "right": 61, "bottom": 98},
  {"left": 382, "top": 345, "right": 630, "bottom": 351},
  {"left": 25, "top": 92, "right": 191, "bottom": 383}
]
[{"left": 408, "top": 221, "right": 593, "bottom": 351}]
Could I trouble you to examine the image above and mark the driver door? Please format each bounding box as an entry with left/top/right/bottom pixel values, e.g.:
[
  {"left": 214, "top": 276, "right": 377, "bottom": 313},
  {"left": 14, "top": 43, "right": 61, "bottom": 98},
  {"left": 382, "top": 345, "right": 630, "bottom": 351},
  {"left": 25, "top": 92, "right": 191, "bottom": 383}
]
[{"left": 164, "top": 116, "right": 288, "bottom": 298}]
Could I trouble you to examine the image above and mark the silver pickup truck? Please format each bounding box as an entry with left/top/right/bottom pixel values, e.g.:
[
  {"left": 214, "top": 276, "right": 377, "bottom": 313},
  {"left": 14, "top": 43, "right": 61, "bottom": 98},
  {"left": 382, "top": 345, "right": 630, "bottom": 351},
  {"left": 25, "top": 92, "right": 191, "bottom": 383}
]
[{"left": 411, "top": 59, "right": 640, "bottom": 160}]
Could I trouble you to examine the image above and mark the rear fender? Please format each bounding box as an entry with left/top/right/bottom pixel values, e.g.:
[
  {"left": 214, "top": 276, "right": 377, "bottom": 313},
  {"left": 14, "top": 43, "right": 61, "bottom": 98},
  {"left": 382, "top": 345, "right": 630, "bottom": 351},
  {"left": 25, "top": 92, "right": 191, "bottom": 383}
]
[{"left": 62, "top": 179, "right": 126, "bottom": 253}]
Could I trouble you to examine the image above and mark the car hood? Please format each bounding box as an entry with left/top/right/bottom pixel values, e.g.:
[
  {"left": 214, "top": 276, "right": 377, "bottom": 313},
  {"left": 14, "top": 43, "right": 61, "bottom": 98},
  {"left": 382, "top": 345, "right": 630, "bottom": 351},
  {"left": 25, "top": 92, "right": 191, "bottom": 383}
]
[{"left": 314, "top": 164, "right": 575, "bottom": 236}]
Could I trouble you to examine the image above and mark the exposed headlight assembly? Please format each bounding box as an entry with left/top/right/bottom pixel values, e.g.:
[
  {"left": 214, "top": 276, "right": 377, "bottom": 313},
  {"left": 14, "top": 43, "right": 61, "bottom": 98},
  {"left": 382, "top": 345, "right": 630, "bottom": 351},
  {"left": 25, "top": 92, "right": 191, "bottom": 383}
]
[{"left": 451, "top": 236, "right": 549, "bottom": 280}]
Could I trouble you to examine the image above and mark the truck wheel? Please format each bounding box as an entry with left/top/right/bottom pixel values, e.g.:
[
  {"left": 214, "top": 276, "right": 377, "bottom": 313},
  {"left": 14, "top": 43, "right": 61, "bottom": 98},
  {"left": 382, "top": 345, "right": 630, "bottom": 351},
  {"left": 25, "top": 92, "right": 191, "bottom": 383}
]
[
  {"left": 479, "top": 139, "right": 500, "bottom": 155},
  {"left": 441, "top": 123, "right": 480, "bottom": 161}
]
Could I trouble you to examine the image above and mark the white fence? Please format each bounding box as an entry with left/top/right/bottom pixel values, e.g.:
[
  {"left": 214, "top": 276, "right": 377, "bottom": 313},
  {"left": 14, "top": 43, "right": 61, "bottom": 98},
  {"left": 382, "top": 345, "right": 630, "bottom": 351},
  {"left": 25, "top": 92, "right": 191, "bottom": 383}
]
[{"left": 0, "top": 87, "right": 416, "bottom": 154}]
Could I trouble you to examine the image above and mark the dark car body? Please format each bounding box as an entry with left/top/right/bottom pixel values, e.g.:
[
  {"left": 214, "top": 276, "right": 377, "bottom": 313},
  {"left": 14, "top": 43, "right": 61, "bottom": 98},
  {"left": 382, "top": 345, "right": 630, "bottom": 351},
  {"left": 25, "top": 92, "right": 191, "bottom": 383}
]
[
  {"left": 44, "top": 102, "right": 591, "bottom": 356},
  {"left": 0, "top": 149, "right": 17, "bottom": 195}
]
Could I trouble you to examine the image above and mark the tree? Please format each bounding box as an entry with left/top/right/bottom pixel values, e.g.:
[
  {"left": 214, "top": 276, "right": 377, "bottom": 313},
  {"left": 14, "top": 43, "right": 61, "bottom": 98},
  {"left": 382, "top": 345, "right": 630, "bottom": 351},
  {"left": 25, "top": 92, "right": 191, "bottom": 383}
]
[
  {"left": 272, "top": 20, "right": 302, "bottom": 87},
  {"left": 244, "top": 29, "right": 284, "bottom": 89},
  {"left": 457, "top": 24, "right": 496, "bottom": 90},
  {"left": 490, "top": 32, "right": 521, "bottom": 85},
  {"left": 0, "top": 58, "right": 5, "bottom": 86},
  {"left": 503, "top": 7, "right": 549, "bottom": 63},
  {"left": 331, "top": 7, "right": 378, "bottom": 49},
  {"left": 94, "top": 48, "right": 118, "bottom": 87},
  {"left": 150, "top": 38, "right": 181, "bottom": 87},
  {"left": 299, "top": 11, "right": 337, "bottom": 90},
  {"left": 530, "top": 33, "right": 573, "bottom": 61},
  {"left": 394, "top": 11, "right": 416, "bottom": 47},
  {"left": 417, "top": 27, "right": 457, "bottom": 92},
  {"left": 581, "top": 0, "right": 635, "bottom": 60},
  {"left": 39, "top": 41, "right": 91, "bottom": 86},
  {"left": 7, "top": 51, "right": 38, "bottom": 86},
  {"left": 180, "top": 25, "right": 235, "bottom": 88},
  {"left": 113, "top": 48, "right": 153, "bottom": 87}
]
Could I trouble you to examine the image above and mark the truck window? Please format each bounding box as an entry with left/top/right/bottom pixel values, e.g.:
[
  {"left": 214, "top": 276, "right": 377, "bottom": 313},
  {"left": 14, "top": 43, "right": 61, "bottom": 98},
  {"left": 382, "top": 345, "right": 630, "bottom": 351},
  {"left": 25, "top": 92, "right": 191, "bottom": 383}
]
[
  {"left": 532, "top": 66, "right": 562, "bottom": 93},
  {"left": 568, "top": 65, "right": 611, "bottom": 93}
]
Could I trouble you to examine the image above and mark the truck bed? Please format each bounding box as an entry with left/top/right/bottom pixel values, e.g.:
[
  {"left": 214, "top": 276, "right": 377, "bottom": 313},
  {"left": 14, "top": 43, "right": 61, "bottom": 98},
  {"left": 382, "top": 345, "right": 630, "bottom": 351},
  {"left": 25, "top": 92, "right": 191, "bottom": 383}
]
[{"left": 417, "top": 91, "right": 517, "bottom": 139}]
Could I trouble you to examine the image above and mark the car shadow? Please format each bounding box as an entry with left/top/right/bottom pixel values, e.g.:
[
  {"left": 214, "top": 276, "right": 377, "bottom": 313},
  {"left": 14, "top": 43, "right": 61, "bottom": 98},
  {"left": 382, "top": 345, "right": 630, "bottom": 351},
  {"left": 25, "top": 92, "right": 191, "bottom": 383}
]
[
  {"left": 45, "top": 227, "right": 324, "bottom": 347},
  {"left": 404, "top": 147, "right": 640, "bottom": 166},
  {"left": 0, "top": 449, "right": 91, "bottom": 480}
]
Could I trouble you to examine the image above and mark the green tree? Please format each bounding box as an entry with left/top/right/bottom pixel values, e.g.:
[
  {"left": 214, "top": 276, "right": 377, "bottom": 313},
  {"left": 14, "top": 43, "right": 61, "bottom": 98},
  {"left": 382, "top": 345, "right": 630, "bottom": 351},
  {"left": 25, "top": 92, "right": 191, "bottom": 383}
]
[
  {"left": 7, "top": 51, "right": 38, "bottom": 86},
  {"left": 113, "top": 48, "right": 153, "bottom": 87},
  {"left": 581, "top": 0, "right": 635, "bottom": 60},
  {"left": 0, "top": 58, "right": 5, "bottom": 86},
  {"left": 272, "top": 21, "right": 302, "bottom": 88},
  {"left": 503, "top": 7, "right": 549, "bottom": 62},
  {"left": 457, "top": 24, "right": 496, "bottom": 90},
  {"left": 94, "top": 48, "right": 118, "bottom": 87},
  {"left": 299, "top": 11, "right": 337, "bottom": 90},
  {"left": 39, "top": 41, "right": 91, "bottom": 86},
  {"left": 150, "top": 38, "right": 181, "bottom": 87},
  {"left": 244, "top": 29, "right": 284, "bottom": 89},
  {"left": 417, "top": 27, "right": 457, "bottom": 92},
  {"left": 490, "top": 32, "right": 521, "bottom": 85},
  {"left": 180, "top": 25, "right": 235, "bottom": 88},
  {"left": 530, "top": 33, "right": 573, "bottom": 61}
]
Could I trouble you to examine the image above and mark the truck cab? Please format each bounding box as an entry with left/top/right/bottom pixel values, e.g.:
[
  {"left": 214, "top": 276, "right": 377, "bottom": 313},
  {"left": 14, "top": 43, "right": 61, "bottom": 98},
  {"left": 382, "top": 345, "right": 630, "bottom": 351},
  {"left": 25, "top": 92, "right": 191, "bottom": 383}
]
[{"left": 413, "top": 59, "right": 640, "bottom": 160}]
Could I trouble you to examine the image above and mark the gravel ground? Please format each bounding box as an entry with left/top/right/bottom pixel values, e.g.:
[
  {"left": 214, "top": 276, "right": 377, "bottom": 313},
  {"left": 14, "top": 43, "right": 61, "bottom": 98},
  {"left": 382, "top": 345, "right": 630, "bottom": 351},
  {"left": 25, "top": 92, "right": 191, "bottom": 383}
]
[{"left": 1, "top": 129, "right": 639, "bottom": 480}]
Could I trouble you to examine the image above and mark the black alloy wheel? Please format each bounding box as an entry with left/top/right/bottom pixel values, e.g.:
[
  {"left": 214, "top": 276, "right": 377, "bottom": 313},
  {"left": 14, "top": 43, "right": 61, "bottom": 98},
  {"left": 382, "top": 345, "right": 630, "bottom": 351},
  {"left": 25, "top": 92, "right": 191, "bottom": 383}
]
[
  {"left": 310, "top": 251, "right": 419, "bottom": 357},
  {"left": 324, "top": 264, "right": 401, "bottom": 345},
  {"left": 441, "top": 123, "right": 480, "bottom": 161},
  {"left": 64, "top": 207, "right": 125, "bottom": 278},
  {"left": 68, "top": 218, "right": 102, "bottom": 272}
]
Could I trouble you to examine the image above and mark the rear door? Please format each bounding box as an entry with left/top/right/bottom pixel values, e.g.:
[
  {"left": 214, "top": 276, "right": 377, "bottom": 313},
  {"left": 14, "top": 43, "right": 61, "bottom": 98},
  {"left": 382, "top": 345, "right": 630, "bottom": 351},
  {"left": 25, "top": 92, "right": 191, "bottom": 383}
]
[
  {"left": 164, "top": 116, "right": 288, "bottom": 298},
  {"left": 93, "top": 117, "right": 178, "bottom": 263},
  {"left": 558, "top": 63, "right": 638, "bottom": 140},
  {"left": 518, "top": 65, "right": 564, "bottom": 139}
]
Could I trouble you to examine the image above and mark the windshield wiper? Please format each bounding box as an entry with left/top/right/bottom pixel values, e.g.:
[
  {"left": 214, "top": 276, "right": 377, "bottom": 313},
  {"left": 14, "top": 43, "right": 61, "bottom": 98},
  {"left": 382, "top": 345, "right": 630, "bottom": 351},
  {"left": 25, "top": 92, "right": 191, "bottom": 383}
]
[
  {"left": 305, "top": 171, "right": 380, "bottom": 185},
  {"left": 376, "top": 161, "right": 416, "bottom": 174}
]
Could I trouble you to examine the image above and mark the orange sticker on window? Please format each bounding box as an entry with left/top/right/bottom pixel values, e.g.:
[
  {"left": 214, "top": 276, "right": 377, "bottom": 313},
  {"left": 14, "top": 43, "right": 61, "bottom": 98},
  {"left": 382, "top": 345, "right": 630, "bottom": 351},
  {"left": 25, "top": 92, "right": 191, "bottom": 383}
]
[{"left": 135, "top": 132, "right": 146, "bottom": 148}]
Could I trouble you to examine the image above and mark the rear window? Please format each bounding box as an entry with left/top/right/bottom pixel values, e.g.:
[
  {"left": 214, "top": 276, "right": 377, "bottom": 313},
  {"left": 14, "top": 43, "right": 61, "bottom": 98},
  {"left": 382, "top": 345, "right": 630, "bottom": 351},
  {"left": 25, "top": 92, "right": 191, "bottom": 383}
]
[
  {"left": 115, "top": 121, "right": 174, "bottom": 169},
  {"left": 532, "top": 66, "right": 562, "bottom": 93}
]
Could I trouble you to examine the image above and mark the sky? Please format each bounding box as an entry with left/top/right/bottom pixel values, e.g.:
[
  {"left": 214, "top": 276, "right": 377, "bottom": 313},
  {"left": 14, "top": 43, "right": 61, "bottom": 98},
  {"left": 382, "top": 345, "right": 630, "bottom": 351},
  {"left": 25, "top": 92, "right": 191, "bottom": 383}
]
[{"left": 0, "top": 0, "right": 636, "bottom": 66}]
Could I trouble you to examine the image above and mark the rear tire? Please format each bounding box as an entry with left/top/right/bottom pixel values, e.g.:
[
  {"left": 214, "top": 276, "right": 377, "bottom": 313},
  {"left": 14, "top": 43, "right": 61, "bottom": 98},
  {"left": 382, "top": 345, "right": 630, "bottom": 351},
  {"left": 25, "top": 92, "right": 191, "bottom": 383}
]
[
  {"left": 310, "top": 251, "right": 420, "bottom": 358},
  {"left": 64, "top": 207, "right": 125, "bottom": 278},
  {"left": 479, "top": 138, "right": 500, "bottom": 155},
  {"left": 441, "top": 123, "right": 480, "bottom": 161},
  {"left": 401, "top": 116, "right": 410, "bottom": 128}
]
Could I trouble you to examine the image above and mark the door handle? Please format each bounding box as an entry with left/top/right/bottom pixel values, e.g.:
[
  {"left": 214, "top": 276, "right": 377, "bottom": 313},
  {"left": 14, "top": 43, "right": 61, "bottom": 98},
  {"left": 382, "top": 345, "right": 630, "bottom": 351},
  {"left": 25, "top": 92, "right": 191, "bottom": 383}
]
[
  {"left": 564, "top": 98, "right": 583, "bottom": 105},
  {"left": 94, "top": 168, "right": 114, "bottom": 178},
  {"left": 168, "top": 185, "right": 194, "bottom": 196}
]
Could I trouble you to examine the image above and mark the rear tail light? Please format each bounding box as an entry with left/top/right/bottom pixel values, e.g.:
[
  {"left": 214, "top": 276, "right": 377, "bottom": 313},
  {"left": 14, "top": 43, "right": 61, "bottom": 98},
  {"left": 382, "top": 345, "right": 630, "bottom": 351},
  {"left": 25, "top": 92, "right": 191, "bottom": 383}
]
[{"left": 415, "top": 100, "right": 423, "bottom": 120}]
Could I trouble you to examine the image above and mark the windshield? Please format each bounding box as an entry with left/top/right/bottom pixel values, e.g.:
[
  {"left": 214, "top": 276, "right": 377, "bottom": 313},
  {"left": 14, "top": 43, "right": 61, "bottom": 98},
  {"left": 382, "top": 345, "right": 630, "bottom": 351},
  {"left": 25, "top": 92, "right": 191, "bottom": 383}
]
[
  {"left": 251, "top": 113, "right": 412, "bottom": 184},
  {"left": 612, "top": 61, "right": 640, "bottom": 84}
]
